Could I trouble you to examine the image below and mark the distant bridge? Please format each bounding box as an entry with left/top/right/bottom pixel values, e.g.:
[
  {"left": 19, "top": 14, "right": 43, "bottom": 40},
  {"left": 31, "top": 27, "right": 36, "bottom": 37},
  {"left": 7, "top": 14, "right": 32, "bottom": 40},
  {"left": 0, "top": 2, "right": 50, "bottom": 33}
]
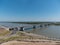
[{"left": 0, "top": 23, "right": 51, "bottom": 31}]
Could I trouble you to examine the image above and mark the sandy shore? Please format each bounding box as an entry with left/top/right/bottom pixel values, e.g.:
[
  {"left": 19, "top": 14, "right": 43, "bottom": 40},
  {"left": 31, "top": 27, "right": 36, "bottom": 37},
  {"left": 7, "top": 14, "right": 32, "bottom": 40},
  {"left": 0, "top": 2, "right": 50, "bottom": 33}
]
[
  {"left": 1, "top": 40, "right": 60, "bottom": 45},
  {"left": 0, "top": 28, "right": 60, "bottom": 45}
]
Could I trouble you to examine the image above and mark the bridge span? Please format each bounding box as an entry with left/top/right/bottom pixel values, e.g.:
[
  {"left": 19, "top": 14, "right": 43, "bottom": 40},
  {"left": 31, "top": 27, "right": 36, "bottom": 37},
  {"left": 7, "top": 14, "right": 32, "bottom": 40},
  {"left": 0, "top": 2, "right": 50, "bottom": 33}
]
[{"left": 0, "top": 23, "right": 51, "bottom": 31}]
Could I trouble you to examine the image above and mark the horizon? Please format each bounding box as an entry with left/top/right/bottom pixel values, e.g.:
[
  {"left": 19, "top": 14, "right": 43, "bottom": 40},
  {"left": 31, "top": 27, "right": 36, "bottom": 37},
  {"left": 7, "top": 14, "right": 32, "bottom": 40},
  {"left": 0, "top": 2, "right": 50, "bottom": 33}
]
[{"left": 0, "top": 0, "right": 60, "bottom": 21}]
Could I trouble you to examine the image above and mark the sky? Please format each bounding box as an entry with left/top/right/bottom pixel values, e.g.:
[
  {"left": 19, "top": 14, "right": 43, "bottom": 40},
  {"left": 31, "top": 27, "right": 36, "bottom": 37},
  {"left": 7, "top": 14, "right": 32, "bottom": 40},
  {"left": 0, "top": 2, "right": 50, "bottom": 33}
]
[{"left": 0, "top": 0, "right": 60, "bottom": 22}]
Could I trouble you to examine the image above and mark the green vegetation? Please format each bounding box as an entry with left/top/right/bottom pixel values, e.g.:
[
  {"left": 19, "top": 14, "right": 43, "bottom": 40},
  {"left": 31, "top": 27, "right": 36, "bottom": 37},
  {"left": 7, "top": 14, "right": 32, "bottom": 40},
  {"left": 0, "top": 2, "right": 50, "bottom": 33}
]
[
  {"left": 0, "top": 32, "right": 37, "bottom": 43},
  {"left": 52, "top": 22, "right": 60, "bottom": 25},
  {"left": 0, "top": 31, "right": 49, "bottom": 43},
  {"left": 0, "top": 36, "right": 35, "bottom": 43},
  {"left": 0, "top": 30, "right": 10, "bottom": 36},
  {"left": 11, "top": 22, "right": 53, "bottom": 24}
]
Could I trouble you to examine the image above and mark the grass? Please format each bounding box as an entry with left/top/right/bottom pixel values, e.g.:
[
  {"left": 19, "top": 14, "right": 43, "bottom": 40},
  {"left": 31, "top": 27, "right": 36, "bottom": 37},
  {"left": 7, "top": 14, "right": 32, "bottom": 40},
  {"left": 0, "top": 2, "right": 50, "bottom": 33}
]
[
  {"left": 11, "top": 22, "right": 53, "bottom": 24},
  {"left": 0, "top": 31, "right": 40, "bottom": 43},
  {"left": 0, "top": 36, "right": 36, "bottom": 43},
  {"left": 0, "top": 31, "right": 52, "bottom": 43},
  {"left": 0, "top": 29, "right": 10, "bottom": 36},
  {"left": 0, "top": 31, "right": 10, "bottom": 36}
]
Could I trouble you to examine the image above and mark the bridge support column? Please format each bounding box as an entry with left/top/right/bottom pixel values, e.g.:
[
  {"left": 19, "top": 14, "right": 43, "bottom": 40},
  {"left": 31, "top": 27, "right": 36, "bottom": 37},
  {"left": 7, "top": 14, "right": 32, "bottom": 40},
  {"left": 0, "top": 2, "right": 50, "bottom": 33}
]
[
  {"left": 40, "top": 25, "right": 43, "bottom": 27},
  {"left": 20, "top": 27, "right": 24, "bottom": 31},
  {"left": 44, "top": 24, "right": 47, "bottom": 27},
  {"left": 33, "top": 25, "right": 36, "bottom": 29},
  {"left": 14, "top": 27, "right": 18, "bottom": 31},
  {"left": 48, "top": 24, "right": 50, "bottom": 25},
  {"left": 44, "top": 24, "right": 48, "bottom": 27},
  {"left": 9, "top": 28, "right": 14, "bottom": 31}
]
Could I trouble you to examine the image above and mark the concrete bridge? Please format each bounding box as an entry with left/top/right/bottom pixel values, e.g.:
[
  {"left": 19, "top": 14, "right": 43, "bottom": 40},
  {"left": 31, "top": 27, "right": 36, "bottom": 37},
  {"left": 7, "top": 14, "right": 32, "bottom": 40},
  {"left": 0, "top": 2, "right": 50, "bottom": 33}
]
[{"left": 0, "top": 23, "right": 51, "bottom": 31}]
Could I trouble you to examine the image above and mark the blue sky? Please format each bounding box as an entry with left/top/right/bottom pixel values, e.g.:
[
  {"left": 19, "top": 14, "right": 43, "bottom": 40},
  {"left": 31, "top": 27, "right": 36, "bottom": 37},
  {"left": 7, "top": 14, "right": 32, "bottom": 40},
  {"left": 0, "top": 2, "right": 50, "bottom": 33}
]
[{"left": 0, "top": 0, "right": 60, "bottom": 22}]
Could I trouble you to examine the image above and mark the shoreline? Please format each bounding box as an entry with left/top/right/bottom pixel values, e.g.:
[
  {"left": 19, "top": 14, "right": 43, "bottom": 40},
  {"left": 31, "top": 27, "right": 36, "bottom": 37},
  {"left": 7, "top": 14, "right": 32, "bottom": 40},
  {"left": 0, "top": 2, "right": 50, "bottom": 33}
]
[
  {"left": 18, "top": 31, "right": 60, "bottom": 41},
  {"left": 0, "top": 23, "right": 60, "bottom": 41},
  {"left": 0, "top": 28, "right": 60, "bottom": 45},
  {"left": 0, "top": 26, "right": 59, "bottom": 41}
]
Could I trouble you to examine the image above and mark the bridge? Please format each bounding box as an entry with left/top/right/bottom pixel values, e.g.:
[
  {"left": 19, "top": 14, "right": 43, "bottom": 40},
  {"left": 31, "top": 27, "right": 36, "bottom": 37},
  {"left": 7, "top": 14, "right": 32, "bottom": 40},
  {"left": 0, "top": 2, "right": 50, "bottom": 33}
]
[{"left": 0, "top": 23, "right": 51, "bottom": 31}]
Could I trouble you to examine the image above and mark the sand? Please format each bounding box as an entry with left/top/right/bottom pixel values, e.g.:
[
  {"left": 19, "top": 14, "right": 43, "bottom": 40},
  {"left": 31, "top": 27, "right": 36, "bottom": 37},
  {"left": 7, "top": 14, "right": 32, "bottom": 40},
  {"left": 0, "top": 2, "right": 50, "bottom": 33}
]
[{"left": 1, "top": 41, "right": 57, "bottom": 45}]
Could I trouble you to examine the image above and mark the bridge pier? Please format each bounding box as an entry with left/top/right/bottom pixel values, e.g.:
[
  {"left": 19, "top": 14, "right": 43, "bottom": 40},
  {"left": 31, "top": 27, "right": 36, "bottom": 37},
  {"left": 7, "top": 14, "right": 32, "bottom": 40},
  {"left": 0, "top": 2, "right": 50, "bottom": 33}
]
[
  {"left": 14, "top": 27, "right": 18, "bottom": 31},
  {"left": 44, "top": 24, "right": 47, "bottom": 27},
  {"left": 9, "top": 28, "right": 14, "bottom": 31},
  {"left": 33, "top": 25, "right": 36, "bottom": 29},
  {"left": 40, "top": 25, "right": 43, "bottom": 27},
  {"left": 48, "top": 24, "right": 50, "bottom": 26},
  {"left": 19, "top": 27, "right": 24, "bottom": 31}
]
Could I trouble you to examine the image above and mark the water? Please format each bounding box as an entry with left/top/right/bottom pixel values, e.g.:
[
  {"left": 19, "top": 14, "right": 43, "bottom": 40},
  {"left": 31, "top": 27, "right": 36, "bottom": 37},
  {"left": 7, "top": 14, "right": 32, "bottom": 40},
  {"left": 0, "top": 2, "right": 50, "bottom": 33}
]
[
  {"left": 0, "top": 22, "right": 60, "bottom": 39},
  {"left": 25, "top": 25, "right": 60, "bottom": 39}
]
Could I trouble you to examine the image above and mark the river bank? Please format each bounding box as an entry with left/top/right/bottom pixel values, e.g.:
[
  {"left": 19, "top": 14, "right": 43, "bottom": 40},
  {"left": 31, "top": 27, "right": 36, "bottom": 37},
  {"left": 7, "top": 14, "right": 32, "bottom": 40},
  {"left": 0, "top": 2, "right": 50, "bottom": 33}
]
[{"left": 0, "top": 28, "right": 60, "bottom": 45}]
